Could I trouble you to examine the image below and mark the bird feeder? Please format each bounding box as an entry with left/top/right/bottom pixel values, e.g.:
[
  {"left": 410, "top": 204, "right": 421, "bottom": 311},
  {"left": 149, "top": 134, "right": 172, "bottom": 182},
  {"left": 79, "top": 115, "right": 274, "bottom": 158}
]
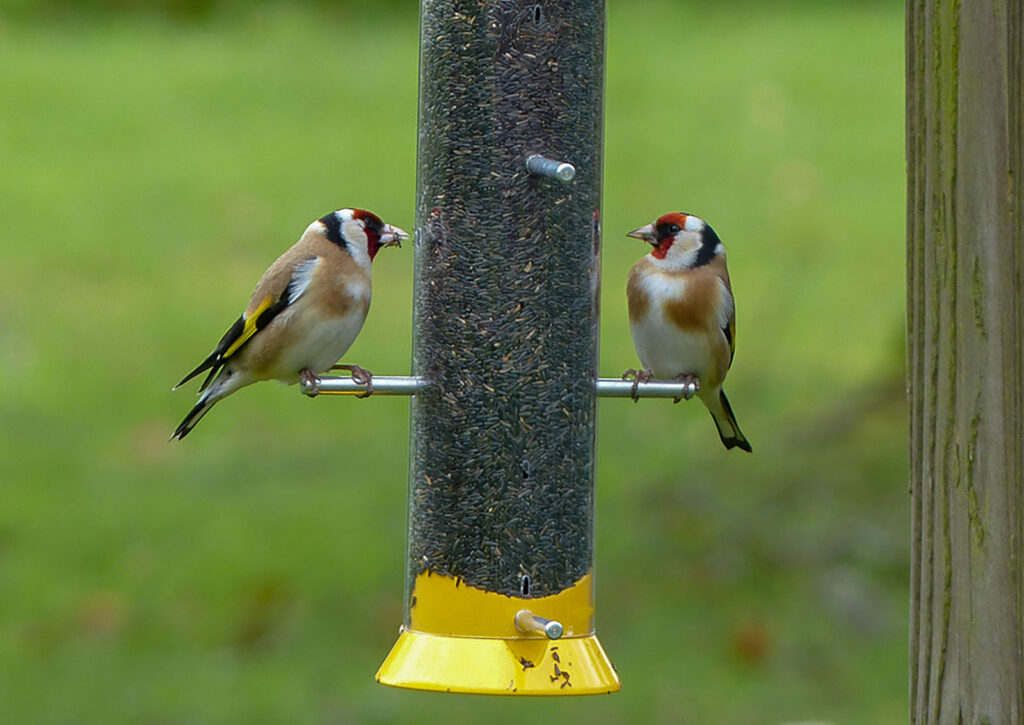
[{"left": 304, "top": 0, "right": 697, "bottom": 695}]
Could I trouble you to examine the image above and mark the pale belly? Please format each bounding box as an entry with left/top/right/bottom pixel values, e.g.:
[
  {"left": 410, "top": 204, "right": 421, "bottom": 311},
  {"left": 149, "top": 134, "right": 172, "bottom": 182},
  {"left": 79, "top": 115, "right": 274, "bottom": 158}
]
[
  {"left": 293, "top": 314, "right": 364, "bottom": 374},
  {"left": 259, "top": 309, "right": 368, "bottom": 383},
  {"left": 629, "top": 313, "right": 715, "bottom": 380}
]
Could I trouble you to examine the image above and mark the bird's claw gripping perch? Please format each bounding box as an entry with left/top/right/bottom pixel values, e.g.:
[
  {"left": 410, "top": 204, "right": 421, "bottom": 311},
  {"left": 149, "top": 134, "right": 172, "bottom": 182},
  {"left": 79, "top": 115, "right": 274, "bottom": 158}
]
[
  {"left": 300, "top": 368, "right": 322, "bottom": 396},
  {"left": 673, "top": 374, "right": 700, "bottom": 403},
  {"left": 331, "top": 364, "right": 375, "bottom": 398},
  {"left": 621, "top": 368, "right": 653, "bottom": 402}
]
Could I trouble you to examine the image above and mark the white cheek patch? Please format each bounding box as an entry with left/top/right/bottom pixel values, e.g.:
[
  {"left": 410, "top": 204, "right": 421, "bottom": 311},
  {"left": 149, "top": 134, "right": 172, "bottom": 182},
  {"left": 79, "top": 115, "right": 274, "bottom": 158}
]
[
  {"left": 684, "top": 215, "right": 705, "bottom": 233},
  {"left": 339, "top": 215, "right": 373, "bottom": 272},
  {"left": 675, "top": 245, "right": 699, "bottom": 268},
  {"left": 341, "top": 216, "right": 363, "bottom": 245},
  {"left": 653, "top": 235, "right": 699, "bottom": 270}
]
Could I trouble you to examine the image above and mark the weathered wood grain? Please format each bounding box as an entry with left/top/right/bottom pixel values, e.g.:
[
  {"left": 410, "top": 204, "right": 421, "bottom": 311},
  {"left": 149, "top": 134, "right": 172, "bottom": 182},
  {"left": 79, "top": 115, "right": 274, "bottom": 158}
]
[{"left": 907, "top": 1, "right": 1024, "bottom": 722}]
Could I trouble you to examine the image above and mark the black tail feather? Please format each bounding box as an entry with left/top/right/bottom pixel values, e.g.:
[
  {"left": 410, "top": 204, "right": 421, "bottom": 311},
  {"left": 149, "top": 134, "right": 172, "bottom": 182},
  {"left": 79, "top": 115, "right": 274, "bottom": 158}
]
[
  {"left": 174, "top": 314, "right": 246, "bottom": 391},
  {"left": 711, "top": 389, "right": 752, "bottom": 453},
  {"left": 173, "top": 353, "right": 218, "bottom": 391},
  {"left": 170, "top": 393, "right": 218, "bottom": 440}
]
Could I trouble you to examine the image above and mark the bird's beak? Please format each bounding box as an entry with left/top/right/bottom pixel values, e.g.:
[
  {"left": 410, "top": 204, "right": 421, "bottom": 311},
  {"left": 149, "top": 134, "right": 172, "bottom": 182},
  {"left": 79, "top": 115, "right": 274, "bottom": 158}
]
[
  {"left": 626, "top": 223, "right": 658, "bottom": 245},
  {"left": 380, "top": 224, "right": 408, "bottom": 248}
]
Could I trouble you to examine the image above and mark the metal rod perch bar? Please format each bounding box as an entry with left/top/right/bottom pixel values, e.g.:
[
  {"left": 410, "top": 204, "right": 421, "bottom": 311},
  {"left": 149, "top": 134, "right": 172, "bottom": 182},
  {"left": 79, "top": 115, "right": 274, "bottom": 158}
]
[
  {"left": 596, "top": 378, "right": 698, "bottom": 399},
  {"left": 303, "top": 375, "right": 698, "bottom": 399},
  {"left": 301, "top": 376, "right": 427, "bottom": 397}
]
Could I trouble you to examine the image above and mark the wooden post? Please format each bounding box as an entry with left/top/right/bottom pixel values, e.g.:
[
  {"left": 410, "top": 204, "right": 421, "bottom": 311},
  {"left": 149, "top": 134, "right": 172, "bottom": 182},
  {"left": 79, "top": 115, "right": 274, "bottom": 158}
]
[{"left": 906, "top": 1, "right": 1024, "bottom": 722}]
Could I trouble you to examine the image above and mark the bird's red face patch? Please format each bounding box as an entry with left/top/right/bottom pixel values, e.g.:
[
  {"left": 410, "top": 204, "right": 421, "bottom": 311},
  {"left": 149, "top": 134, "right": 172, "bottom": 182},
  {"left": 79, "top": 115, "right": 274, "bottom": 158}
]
[
  {"left": 352, "top": 208, "right": 385, "bottom": 259},
  {"left": 364, "top": 229, "right": 382, "bottom": 259},
  {"left": 651, "top": 213, "right": 688, "bottom": 259}
]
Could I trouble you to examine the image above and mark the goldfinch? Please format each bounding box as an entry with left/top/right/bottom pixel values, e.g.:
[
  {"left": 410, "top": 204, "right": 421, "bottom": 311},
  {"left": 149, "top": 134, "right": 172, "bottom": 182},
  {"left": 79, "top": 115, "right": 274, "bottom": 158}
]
[
  {"left": 171, "top": 208, "right": 406, "bottom": 440},
  {"left": 625, "top": 212, "right": 752, "bottom": 453}
]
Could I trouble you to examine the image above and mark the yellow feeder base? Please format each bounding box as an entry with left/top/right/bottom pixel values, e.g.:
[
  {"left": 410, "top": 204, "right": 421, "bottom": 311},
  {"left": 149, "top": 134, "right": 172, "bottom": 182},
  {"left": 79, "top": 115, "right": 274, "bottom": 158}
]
[
  {"left": 376, "top": 628, "right": 620, "bottom": 695},
  {"left": 375, "top": 571, "right": 620, "bottom": 695}
]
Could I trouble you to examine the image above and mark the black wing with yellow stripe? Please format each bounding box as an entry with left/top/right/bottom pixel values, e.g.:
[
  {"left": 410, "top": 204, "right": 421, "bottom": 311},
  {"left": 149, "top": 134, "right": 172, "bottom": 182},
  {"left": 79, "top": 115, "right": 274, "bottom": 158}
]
[{"left": 174, "top": 286, "right": 291, "bottom": 392}]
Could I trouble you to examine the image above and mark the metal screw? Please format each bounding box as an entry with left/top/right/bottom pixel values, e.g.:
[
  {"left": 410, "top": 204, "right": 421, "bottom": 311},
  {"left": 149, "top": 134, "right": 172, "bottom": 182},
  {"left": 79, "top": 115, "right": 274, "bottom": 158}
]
[
  {"left": 515, "top": 609, "right": 564, "bottom": 639},
  {"left": 526, "top": 154, "right": 576, "bottom": 183}
]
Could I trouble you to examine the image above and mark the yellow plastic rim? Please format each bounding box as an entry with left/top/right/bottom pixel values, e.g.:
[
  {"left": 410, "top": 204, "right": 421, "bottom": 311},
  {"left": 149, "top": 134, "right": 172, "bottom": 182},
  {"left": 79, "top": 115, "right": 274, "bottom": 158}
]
[
  {"left": 408, "top": 570, "right": 595, "bottom": 637},
  {"left": 375, "top": 571, "right": 620, "bottom": 695},
  {"left": 376, "top": 628, "right": 621, "bottom": 695}
]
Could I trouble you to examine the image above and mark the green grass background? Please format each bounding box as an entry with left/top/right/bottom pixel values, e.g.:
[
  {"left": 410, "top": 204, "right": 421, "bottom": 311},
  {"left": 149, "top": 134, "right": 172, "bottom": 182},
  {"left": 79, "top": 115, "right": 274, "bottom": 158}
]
[{"left": 0, "top": 2, "right": 907, "bottom": 722}]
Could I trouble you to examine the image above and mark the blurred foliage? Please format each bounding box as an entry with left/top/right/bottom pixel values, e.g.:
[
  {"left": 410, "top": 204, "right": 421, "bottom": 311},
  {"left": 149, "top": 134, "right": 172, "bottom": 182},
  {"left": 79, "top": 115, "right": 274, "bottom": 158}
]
[
  {"left": 0, "top": 0, "right": 394, "bottom": 22},
  {"left": 2, "top": 0, "right": 407, "bottom": 22},
  {"left": 0, "top": 0, "right": 901, "bottom": 24},
  {"left": 0, "top": 1, "right": 907, "bottom": 723}
]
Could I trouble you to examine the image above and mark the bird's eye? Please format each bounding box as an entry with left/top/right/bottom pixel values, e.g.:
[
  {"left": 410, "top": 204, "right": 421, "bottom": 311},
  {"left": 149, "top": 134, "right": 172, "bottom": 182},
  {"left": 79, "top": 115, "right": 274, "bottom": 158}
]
[{"left": 668, "top": 224, "right": 681, "bottom": 234}]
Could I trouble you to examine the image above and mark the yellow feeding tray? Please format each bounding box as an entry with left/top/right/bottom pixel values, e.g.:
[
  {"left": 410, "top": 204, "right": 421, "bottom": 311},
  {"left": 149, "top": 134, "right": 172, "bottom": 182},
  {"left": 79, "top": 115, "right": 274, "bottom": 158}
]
[{"left": 376, "top": 570, "right": 621, "bottom": 695}]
